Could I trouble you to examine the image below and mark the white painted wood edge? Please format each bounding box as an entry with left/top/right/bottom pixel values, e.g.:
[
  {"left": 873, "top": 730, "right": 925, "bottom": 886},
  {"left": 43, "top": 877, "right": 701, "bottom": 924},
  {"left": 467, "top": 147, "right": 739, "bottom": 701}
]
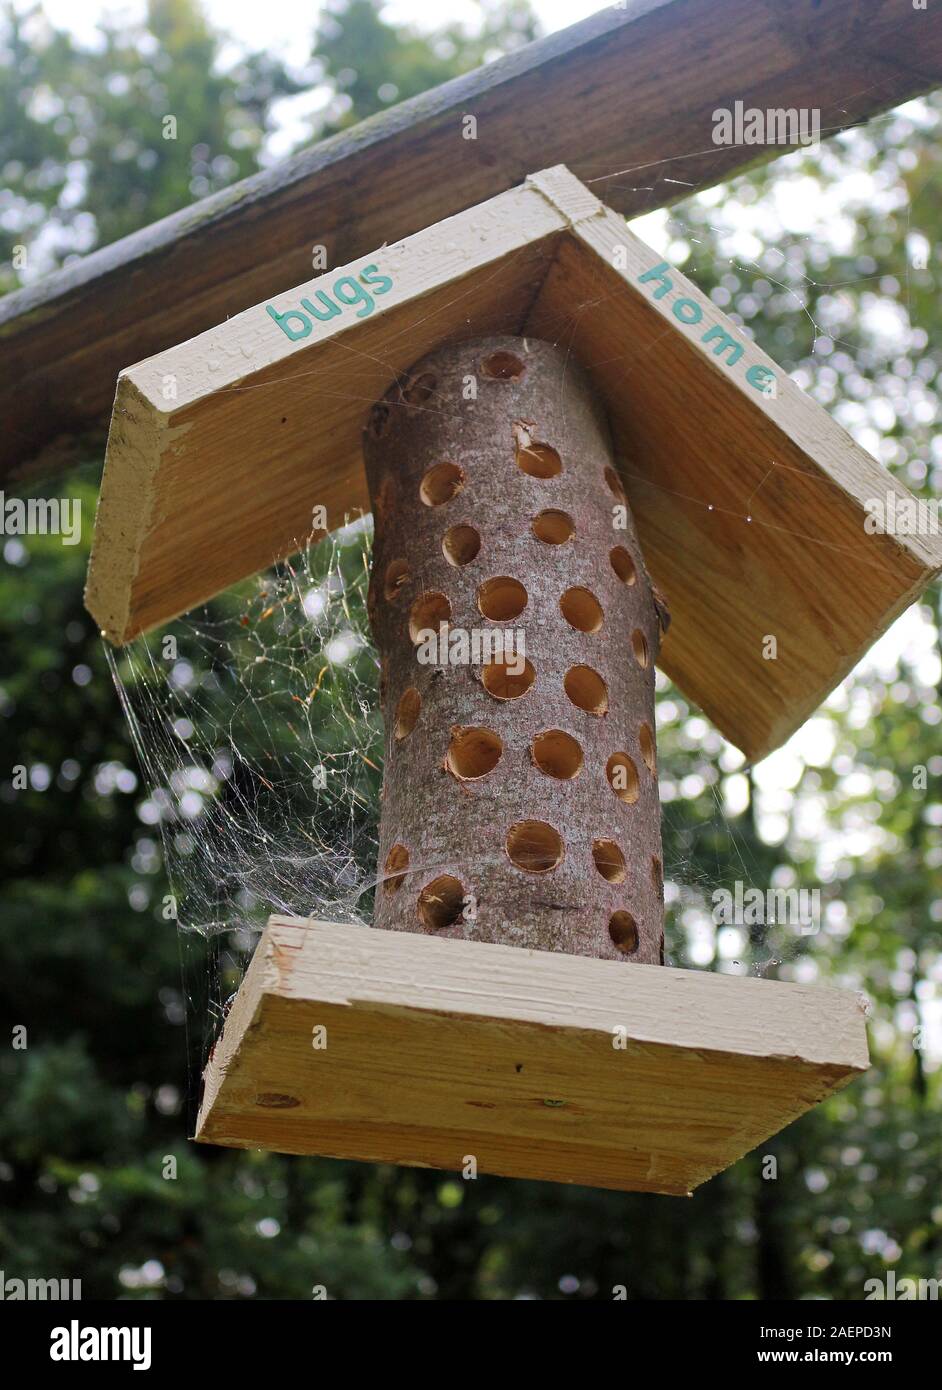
[
  {"left": 123, "top": 179, "right": 567, "bottom": 413},
  {"left": 251, "top": 916, "right": 870, "bottom": 1070},
  {"left": 574, "top": 211, "right": 942, "bottom": 573}
]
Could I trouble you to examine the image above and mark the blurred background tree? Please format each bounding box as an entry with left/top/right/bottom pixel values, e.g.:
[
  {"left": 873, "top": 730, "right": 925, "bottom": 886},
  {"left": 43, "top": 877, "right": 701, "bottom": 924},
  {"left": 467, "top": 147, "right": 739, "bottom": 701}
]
[
  {"left": 0, "top": 0, "right": 940, "bottom": 1299},
  {"left": 311, "top": 0, "right": 536, "bottom": 136}
]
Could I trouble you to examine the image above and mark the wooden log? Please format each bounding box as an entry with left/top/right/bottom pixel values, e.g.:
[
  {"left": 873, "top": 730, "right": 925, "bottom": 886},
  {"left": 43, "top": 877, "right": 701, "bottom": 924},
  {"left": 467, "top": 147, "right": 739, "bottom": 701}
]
[
  {"left": 195, "top": 916, "right": 870, "bottom": 1195},
  {"left": 5, "top": 0, "right": 942, "bottom": 484},
  {"left": 364, "top": 337, "right": 666, "bottom": 962}
]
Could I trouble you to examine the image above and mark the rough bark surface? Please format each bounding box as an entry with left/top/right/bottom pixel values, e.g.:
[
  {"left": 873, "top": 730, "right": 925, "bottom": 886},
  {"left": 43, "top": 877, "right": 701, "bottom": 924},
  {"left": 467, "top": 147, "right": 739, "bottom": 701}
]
[{"left": 363, "top": 336, "right": 666, "bottom": 963}]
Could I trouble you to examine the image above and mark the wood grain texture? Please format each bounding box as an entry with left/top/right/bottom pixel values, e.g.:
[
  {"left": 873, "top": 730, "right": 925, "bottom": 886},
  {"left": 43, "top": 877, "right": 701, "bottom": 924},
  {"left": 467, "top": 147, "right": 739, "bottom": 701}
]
[
  {"left": 5, "top": 0, "right": 942, "bottom": 482},
  {"left": 529, "top": 176, "right": 942, "bottom": 758},
  {"left": 195, "top": 916, "right": 869, "bottom": 1195},
  {"left": 85, "top": 185, "right": 562, "bottom": 646},
  {"left": 85, "top": 167, "right": 942, "bottom": 761}
]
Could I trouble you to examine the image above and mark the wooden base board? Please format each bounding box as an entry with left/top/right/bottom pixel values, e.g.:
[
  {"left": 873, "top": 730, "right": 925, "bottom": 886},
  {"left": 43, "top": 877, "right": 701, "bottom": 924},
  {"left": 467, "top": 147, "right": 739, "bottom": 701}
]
[{"left": 195, "top": 917, "right": 869, "bottom": 1195}]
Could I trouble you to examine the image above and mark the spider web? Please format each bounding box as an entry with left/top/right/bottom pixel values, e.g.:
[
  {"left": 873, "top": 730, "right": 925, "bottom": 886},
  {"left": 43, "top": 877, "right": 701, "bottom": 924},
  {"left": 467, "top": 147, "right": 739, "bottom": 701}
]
[
  {"left": 106, "top": 518, "right": 385, "bottom": 1079},
  {"left": 104, "top": 511, "right": 802, "bottom": 1095},
  {"left": 101, "top": 96, "right": 940, "bottom": 1100}
]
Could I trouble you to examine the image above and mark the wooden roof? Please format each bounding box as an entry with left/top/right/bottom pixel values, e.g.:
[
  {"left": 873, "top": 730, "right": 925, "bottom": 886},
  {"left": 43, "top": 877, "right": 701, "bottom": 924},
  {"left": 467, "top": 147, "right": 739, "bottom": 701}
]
[{"left": 85, "top": 168, "right": 942, "bottom": 761}]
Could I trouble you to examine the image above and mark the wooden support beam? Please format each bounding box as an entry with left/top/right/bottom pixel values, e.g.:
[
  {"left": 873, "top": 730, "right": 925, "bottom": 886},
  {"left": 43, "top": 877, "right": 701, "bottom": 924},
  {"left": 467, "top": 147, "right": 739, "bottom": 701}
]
[
  {"left": 195, "top": 917, "right": 869, "bottom": 1196},
  {"left": 4, "top": 0, "right": 942, "bottom": 483}
]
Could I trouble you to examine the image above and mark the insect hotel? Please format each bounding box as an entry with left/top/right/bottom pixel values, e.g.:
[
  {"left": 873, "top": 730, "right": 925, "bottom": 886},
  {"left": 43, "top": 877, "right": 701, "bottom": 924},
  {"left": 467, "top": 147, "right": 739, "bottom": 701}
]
[{"left": 81, "top": 158, "right": 942, "bottom": 1196}]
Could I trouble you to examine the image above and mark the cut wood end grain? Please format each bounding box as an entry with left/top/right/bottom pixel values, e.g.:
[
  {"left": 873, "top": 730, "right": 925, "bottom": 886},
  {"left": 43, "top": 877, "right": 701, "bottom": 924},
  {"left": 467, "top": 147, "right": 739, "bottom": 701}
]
[{"left": 195, "top": 916, "right": 869, "bottom": 1196}]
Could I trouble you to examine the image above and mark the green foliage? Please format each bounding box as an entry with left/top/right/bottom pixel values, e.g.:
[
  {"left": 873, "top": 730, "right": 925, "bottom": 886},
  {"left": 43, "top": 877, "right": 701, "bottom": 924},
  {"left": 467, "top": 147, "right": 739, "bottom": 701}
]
[
  {"left": 312, "top": 0, "right": 538, "bottom": 136},
  {"left": 1, "top": 0, "right": 940, "bottom": 1300},
  {"left": 0, "top": 0, "right": 296, "bottom": 282}
]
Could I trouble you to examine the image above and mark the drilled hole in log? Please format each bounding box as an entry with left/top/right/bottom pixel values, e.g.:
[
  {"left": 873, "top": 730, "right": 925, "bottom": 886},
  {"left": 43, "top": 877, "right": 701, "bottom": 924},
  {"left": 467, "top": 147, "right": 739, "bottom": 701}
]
[
  {"left": 604, "top": 466, "right": 627, "bottom": 502},
  {"left": 478, "top": 576, "right": 527, "bottom": 621},
  {"left": 420, "top": 462, "right": 464, "bottom": 506},
  {"left": 606, "top": 752, "right": 640, "bottom": 804},
  {"left": 383, "top": 844, "right": 410, "bottom": 895},
  {"left": 481, "top": 350, "right": 526, "bottom": 381},
  {"left": 400, "top": 372, "right": 436, "bottom": 405},
  {"left": 532, "top": 729, "right": 583, "bottom": 780},
  {"left": 609, "top": 911, "right": 639, "bottom": 954},
  {"left": 532, "top": 509, "right": 575, "bottom": 544},
  {"left": 447, "top": 726, "right": 502, "bottom": 780},
  {"left": 394, "top": 687, "right": 421, "bottom": 739},
  {"left": 482, "top": 658, "right": 535, "bottom": 700},
  {"left": 592, "top": 839, "right": 627, "bottom": 884},
  {"left": 417, "top": 875, "right": 466, "bottom": 929},
  {"left": 564, "top": 665, "right": 608, "bottom": 715},
  {"left": 639, "top": 722, "right": 656, "bottom": 773},
  {"left": 631, "top": 629, "right": 649, "bottom": 668},
  {"left": 409, "top": 592, "right": 451, "bottom": 643},
  {"left": 368, "top": 403, "right": 391, "bottom": 438},
  {"left": 610, "top": 545, "right": 637, "bottom": 585},
  {"left": 516, "top": 437, "right": 562, "bottom": 479},
  {"left": 560, "top": 586, "right": 603, "bottom": 634},
  {"left": 384, "top": 558, "right": 411, "bottom": 600},
  {"left": 506, "top": 820, "right": 563, "bottom": 873},
  {"left": 442, "top": 524, "right": 481, "bottom": 567}
]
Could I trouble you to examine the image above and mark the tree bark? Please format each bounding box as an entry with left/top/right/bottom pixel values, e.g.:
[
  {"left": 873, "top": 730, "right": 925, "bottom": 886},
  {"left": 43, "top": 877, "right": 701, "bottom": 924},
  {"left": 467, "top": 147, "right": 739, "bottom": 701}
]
[{"left": 363, "top": 336, "right": 666, "bottom": 963}]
